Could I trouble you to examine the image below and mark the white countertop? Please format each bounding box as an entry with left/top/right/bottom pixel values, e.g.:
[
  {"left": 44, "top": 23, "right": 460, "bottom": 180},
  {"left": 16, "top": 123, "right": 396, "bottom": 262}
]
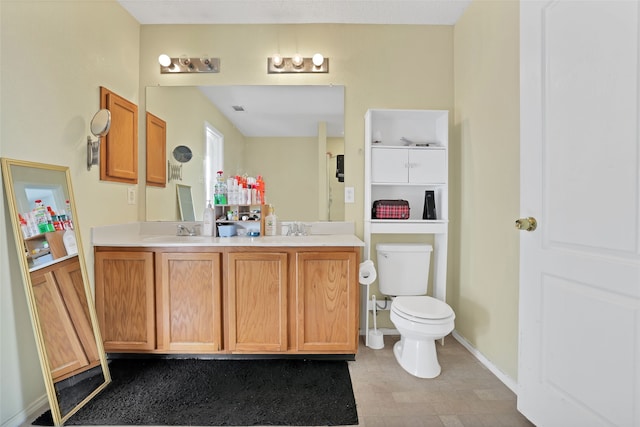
[{"left": 92, "top": 222, "right": 364, "bottom": 248}]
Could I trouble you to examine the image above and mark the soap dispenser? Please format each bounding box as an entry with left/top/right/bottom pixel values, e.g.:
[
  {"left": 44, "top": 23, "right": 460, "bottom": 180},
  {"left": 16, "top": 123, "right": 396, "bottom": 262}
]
[
  {"left": 202, "top": 200, "right": 215, "bottom": 237},
  {"left": 265, "top": 205, "right": 277, "bottom": 236}
]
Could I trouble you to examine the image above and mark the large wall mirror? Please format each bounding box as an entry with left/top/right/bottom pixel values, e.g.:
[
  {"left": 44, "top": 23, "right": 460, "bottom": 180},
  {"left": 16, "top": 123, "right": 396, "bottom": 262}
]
[
  {"left": 1, "top": 158, "right": 110, "bottom": 426},
  {"left": 145, "top": 85, "right": 345, "bottom": 223}
]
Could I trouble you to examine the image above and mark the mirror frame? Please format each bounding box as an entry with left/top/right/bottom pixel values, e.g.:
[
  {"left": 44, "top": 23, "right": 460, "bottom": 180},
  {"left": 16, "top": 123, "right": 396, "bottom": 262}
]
[{"left": 1, "top": 158, "right": 111, "bottom": 426}]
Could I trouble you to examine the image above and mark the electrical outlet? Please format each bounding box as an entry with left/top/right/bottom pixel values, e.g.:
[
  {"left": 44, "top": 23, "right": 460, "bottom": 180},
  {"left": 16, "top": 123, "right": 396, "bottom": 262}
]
[
  {"left": 344, "top": 187, "right": 355, "bottom": 203},
  {"left": 127, "top": 187, "right": 136, "bottom": 205}
]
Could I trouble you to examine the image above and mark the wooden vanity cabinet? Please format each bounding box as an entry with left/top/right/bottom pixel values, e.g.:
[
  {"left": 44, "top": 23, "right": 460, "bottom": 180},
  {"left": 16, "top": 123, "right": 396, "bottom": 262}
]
[
  {"left": 296, "top": 251, "right": 359, "bottom": 353},
  {"left": 95, "top": 245, "right": 359, "bottom": 355},
  {"left": 156, "top": 252, "right": 222, "bottom": 352},
  {"left": 94, "top": 250, "right": 155, "bottom": 351},
  {"left": 226, "top": 251, "right": 288, "bottom": 352},
  {"left": 30, "top": 256, "right": 101, "bottom": 382}
]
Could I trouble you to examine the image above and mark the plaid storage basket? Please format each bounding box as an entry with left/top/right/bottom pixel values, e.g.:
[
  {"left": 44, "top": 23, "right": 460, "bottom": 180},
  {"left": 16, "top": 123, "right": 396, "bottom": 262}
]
[{"left": 372, "top": 200, "right": 410, "bottom": 219}]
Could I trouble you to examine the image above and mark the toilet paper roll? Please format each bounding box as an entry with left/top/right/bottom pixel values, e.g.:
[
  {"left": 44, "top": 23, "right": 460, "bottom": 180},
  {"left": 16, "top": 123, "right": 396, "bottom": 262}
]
[{"left": 358, "top": 260, "right": 377, "bottom": 285}]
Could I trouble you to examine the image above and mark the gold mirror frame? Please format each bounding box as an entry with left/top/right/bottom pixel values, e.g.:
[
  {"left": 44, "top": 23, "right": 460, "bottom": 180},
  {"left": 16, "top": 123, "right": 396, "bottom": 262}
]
[{"left": 1, "top": 158, "right": 110, "bottom": 426}]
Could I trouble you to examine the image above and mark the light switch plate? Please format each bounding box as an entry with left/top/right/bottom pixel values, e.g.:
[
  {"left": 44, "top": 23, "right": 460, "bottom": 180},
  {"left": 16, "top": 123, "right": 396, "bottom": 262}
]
[{"left": 344, "top": 187, "right": 355, "bottom": 204}]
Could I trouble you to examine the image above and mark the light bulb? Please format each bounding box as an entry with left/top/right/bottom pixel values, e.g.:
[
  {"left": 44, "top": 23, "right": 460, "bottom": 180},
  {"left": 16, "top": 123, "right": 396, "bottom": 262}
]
[
  {"left": 312, "top": 53, "right": 324, "bottom": 67},
  {"left": 158, "top": 54, "right": 172, "bottom": 67},
  {"left": 272, "top": 54, "right": 284, "bottom": 67},
  {"left": 292, "top": 54, "right": 304, "bottom": 68}
]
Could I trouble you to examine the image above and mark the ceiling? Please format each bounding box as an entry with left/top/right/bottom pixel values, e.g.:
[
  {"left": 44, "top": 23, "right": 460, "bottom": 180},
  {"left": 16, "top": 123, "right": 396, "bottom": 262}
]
[
  {"left": 118, "top": 0, "right": 471, "bottom": 25},
  {"left": 198, "top": 85, "right": 345, "bottom": 137},
  {"left": 128, "top": 1, "right": 470, "bottom": 137}
]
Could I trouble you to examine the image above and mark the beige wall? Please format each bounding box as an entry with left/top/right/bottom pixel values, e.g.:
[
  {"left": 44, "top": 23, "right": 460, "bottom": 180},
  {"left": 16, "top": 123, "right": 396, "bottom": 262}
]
[
  {"left": 138, "top": 23, "right": 454, "bottom": 236},
  {"left": 0, "top": 1, "right": 140, "bottom": 424},
  {"left": 452, "top": 0, "right": 520, "bottom": 379}
]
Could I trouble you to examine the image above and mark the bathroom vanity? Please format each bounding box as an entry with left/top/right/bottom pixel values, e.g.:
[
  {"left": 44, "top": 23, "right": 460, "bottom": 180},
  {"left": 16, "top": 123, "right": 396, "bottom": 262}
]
[{"left": 92, "top": 222, "right": 363, "bottom": 356}]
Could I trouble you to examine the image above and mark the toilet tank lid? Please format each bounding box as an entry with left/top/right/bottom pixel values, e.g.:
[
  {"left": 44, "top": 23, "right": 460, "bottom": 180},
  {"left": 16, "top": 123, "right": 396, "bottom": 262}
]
[{"left": 376, "top": 243, "right": 433, "bottom": 252}]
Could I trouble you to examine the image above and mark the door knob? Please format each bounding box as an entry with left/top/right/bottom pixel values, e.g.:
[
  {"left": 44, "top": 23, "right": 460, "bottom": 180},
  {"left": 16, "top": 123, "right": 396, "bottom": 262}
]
[{"left": 515, "top": 217, "right": 537, "bottom": 232}]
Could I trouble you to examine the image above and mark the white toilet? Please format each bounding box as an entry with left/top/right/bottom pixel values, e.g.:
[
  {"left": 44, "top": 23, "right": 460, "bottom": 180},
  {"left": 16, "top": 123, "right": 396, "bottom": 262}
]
[{"left": 376, "top": 243, "right": 455, "bottom": 379}]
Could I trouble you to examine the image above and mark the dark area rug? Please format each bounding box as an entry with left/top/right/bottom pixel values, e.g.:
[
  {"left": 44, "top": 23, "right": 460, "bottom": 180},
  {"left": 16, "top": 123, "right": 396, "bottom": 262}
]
[{"left": 33, "top": 358, "right": 358, "bottom": 426}]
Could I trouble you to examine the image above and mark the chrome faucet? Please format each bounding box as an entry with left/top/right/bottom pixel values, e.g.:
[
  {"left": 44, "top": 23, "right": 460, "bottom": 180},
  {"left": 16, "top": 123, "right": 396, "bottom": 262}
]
[{"left": 176, "top": 224, "right": 199, "bottom": 236}]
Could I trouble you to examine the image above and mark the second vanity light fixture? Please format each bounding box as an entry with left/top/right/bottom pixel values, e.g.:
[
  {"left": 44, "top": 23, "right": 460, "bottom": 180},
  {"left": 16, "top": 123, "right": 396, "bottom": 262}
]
[
  {"left": 267, "top": 53, "right": 329, "bottom": 73},
  {"left": 159, "top": 54, "right": 220, "bottom": 73}
]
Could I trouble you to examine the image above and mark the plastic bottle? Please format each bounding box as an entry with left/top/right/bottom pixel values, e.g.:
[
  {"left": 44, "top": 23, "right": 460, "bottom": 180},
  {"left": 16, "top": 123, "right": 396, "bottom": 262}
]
[
  {"left": 33, "top": 200, "right": 48, "bottom": 233},
  {"left": 202, "top": 200, "right": 215, "bottom": 237},
  {"left": 63, "top": 229, "right": 78, "bottom": 255},
  {"left": 265, "top": 205, "right": 277, "bottom": 236},
  {"left": 19, "top": 214, "right": 31, "bottom": 238},
  {"left": 214, "top": 171, "right": 227, "bottom": 205}
]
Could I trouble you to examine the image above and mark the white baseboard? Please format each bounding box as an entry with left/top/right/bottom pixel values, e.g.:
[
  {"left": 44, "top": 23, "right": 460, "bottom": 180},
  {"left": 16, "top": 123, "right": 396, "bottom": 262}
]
[
  {"left": 452, "top": 330, "right": 517, "bottom": 394},
  {"left": 1, "top": 394, "right": 48, "bottom": 427}
]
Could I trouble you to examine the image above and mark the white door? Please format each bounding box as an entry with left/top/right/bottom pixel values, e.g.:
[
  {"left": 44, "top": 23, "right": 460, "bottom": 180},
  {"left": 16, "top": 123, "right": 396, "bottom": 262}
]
[{"left": 518, "top": 1, "right": 640, "bottom": 426}]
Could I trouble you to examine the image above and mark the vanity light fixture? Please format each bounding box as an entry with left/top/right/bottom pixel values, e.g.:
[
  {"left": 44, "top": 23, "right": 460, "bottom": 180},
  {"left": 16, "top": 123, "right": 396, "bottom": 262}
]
[
  {"left": 267, "top": 53, "right": 329, "bottom": 74},
  {"left": 158, "top": 54, "right": 220, "bottom": 73}
]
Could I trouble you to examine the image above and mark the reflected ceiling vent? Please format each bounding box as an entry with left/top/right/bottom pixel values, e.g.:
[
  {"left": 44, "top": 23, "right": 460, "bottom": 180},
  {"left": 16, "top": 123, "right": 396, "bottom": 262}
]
[{"left": 232, "top": 105, "right": 245, "bottom": 112}]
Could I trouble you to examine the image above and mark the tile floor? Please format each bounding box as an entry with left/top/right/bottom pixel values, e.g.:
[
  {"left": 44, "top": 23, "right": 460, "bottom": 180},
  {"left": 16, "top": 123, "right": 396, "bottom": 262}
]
[{"left": 348, "top": 335, "right": 535, "bottom": 427}]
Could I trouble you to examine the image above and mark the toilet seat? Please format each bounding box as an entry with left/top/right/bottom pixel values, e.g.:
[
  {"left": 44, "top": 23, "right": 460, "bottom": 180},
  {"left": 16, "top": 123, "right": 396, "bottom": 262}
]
[{"left": 391, "top": 296, "right": 454, "bottom": 324}]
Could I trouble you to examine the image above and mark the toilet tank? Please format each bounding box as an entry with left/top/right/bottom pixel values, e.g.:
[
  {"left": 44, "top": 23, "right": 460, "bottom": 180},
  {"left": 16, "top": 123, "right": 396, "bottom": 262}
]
[{"left": 376, "top": 243, "right": 433, "bottom": 296}]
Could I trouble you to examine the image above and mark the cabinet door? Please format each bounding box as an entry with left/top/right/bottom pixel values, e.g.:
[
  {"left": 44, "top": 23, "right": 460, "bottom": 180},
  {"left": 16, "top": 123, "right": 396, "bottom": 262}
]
[
  {"left": 95, "top": 251, "right": 155, "bottom": 351},
  {"left": 157, "top": 252, "right": 222, "bottom": 352},
  {"left": 227, "top": 252, "right": 288, "bottom": 352},
  {"left": 145, "top": 112, "right": 166, "bottom": 187},
  {"left": 371, "top": 148, "right": 408, "bottom": 183},
  {"left": 408, "top": 149, "right": 447, "bottom": 184},
  {"left": 30, "top": 257, "right": 100, "bottom": 382},
  {"left": 100, "top": 87, "right": 138, "bottom": 184},
  {"left": 296, "top": 251, "right": 358, "bottom": 352}
]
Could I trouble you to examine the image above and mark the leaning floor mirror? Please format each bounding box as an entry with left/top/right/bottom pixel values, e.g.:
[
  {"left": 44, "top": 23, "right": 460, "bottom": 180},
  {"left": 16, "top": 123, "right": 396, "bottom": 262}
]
[{"left": 1, "top": 158, "right": 110, "bottom": 426}]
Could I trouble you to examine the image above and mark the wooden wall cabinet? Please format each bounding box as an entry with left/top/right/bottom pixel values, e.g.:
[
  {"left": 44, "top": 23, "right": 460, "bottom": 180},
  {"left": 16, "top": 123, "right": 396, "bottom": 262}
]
[
  {"left": 156, "top": 252, "right": 222, "bottom": 352},
  {"left": 30, "top": 256, "right": 101, "bottom": 381},
  {"left": 94, "top": 250, "right": 155, "bottom": 351},
  {"left": 100, "top": 87, "right": 138, "bottom": 184},
  {"left": 145, "top": 112, "right": 166, "bottom": 187}
]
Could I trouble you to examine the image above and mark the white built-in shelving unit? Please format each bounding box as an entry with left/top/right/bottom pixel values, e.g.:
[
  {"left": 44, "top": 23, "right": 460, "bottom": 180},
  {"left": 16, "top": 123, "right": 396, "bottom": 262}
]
[{"left": 362, "top": 109, "right": 449, "bottom": 340}]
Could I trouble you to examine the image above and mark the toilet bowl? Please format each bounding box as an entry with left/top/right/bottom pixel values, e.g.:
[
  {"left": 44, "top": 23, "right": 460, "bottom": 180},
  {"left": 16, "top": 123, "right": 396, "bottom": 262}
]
[
  {"left": 390, "top": 296, "right": 455, "bottom": 378},
  {"left": 376, "top": 243, "right": 456, "bottom": 379}
]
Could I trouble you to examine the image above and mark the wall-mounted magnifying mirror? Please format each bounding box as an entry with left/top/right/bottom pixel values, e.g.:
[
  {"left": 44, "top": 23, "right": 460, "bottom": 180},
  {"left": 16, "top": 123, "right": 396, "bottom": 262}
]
[
  {"left": 1, "top": 158, "right": 111, "bottom": 426},
  {"left": 172, "top": 145, "right": 193, "bottom": 163},
  {"left": 87, "top": 109, "right": 111, "bottom": 171}
]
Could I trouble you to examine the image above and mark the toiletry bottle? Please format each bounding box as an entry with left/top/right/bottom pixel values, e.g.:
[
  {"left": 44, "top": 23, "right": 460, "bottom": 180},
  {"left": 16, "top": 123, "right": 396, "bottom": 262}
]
[
  {"left": 33, "top": 200, "right": 48, "bottom": 233},
  {"left": 202, "top": 200, "right": 215, "bottom": 236},
  {"left": 63, "top": 229, "right": 78, "bottom": 255},
  {"left": 265, "top": 205, "right": 277, "bottom": 236},
  {"left": 214, "top": 171, "right": 227, "bottom": 205}
]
